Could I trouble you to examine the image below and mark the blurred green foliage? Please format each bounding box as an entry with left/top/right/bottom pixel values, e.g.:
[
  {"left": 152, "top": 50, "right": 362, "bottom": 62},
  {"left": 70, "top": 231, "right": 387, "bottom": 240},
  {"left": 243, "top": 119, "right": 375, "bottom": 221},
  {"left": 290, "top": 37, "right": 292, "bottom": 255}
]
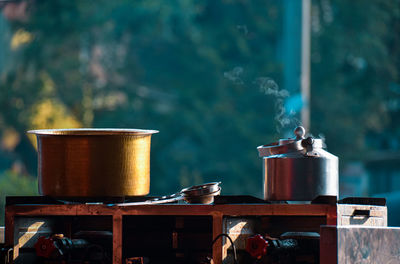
[
  {"left": 0, "top": 170, "right": 37, "bottom": 224},
  {"left": 1, "top": 0, "right": 284, "bottom": 199},
  {"left": 0, "top": 0, "right": 399, "bottom": 224},
  {"left": 311, "top": 0, "right": 400, "bottom": 162}
]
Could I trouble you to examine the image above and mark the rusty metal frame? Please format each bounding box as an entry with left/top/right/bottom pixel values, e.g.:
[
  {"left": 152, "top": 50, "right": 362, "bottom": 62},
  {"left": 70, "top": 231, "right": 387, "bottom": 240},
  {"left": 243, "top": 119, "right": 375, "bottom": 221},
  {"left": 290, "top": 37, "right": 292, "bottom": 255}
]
[{"left": 5, "top": 203, "right": 337, "bottom": 264}]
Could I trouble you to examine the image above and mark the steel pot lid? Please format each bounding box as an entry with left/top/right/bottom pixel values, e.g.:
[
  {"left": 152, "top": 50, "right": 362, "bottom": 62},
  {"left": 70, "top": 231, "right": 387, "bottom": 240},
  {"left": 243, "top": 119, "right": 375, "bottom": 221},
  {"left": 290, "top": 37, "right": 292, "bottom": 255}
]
[{"left": 257, "top": 126, "right": 324, "bottom": 157}]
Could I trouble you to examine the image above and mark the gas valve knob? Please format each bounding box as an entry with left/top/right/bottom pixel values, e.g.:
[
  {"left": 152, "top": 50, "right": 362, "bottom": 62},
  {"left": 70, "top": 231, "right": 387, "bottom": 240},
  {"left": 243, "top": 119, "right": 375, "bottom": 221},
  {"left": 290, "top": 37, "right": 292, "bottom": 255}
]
[
  {"left": 245, "top": 234, "right": 268, "bottom": 259},
  {"left": 34, "top": 236, "right": 58, "bottom": 258}
]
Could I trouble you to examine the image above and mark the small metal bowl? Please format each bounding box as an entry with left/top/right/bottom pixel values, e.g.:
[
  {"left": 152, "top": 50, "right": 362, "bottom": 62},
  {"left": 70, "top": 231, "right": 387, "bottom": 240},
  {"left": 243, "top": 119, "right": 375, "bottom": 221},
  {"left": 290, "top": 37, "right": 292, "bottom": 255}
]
[
  {"left": 181, "top": 183, "right": 221, "bottom": 204},
  {"left": 181, "top": 182, "right": 221, "bottom": 197},
  {"left": 183, "top": 188, "right": 221, "bottom": 204}
]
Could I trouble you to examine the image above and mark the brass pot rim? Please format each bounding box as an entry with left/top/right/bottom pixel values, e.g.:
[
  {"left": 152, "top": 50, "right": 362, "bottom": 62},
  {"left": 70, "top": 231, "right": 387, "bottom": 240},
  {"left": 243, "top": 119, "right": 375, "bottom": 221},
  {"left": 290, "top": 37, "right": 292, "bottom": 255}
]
[{"left": 27, "top": 128, "right": 159, "bottom": 136}]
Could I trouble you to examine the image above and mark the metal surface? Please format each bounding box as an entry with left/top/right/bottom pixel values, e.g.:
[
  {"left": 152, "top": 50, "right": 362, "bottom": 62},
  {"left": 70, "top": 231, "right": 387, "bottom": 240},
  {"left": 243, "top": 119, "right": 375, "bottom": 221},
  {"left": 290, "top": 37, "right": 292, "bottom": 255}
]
[
  {"left": 116, "top": 182, "right": 221, "bottom": 205},
  {"left": 257, "top": 126, "right": 338, "bottom": 201},
  {"left": 28, "top": 128, "right": 158, "bottom": 197},
  {"left": 337, "top": 226, "right": 400, "bottom": 263},
  {"left": 337, "top": 203, "right": 387, "bottom": 226},
  {"left": 320, "top": 225, "right": 400, "bottom": 264}
]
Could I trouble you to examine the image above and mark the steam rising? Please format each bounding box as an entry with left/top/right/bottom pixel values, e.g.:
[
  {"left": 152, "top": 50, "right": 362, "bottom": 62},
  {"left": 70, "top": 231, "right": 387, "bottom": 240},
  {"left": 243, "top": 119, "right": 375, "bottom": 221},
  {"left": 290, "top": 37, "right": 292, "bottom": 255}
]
[
  {"left": 224, "top": 67, "right": 302, "bottom": 133},
  {"left": 255, "top": 77, "right": 289, "bottom": 98},
  {"left": 236, "top": 25, "right": 249, "bottom": 36},
  {"left": 223, "top": 67, "right": 244, "bottom": 85},
  {"left": 255, "top": 77, "right": 295, "bottom": 131}
]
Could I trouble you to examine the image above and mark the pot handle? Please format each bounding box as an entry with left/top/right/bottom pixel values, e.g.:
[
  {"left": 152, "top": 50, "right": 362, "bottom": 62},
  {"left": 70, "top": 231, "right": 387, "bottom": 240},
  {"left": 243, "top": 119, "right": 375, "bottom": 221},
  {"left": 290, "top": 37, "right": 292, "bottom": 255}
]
[{"left": 115, "top": 192, "right": 184, "bottom": 206}]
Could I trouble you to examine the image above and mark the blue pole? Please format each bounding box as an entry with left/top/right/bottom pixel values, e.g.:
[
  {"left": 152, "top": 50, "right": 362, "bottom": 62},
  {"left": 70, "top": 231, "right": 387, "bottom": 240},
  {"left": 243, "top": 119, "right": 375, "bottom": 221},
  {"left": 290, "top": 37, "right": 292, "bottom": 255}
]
[{"left": 282, "top": 0, "right": 303, "bottom": 135}]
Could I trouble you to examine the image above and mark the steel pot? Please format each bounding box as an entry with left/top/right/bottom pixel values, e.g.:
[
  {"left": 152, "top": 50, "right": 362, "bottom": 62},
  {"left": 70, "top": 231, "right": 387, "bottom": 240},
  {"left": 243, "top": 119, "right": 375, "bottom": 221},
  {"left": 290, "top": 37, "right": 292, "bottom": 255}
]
[
  {"left": 28, "top": 128, "right": 158, "bottom": 197},
  {"left": 257, "top": 126, "right": 338, "bottom": 201}
]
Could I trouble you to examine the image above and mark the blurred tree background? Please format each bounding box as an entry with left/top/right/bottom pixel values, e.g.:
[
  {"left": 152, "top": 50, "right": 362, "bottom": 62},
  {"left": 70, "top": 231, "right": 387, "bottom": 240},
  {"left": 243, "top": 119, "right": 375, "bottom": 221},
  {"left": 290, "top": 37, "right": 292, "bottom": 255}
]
[{"left": 0, "top": 0, "right": 399, "bottom": 224}]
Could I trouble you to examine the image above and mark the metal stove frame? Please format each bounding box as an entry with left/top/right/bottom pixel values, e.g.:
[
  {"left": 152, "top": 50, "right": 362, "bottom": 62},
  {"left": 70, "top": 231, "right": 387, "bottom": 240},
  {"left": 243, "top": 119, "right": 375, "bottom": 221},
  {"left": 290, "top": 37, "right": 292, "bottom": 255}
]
[{"left": 4, "top": 196, "right": 338, "bottom": 264}]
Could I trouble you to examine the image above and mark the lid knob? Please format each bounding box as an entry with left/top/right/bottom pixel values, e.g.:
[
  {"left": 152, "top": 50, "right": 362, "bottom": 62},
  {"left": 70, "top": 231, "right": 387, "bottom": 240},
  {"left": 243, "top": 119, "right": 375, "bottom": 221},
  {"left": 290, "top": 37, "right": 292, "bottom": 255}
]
[{"left": 294, "top": 126, "right": 305, "bottom": 139}]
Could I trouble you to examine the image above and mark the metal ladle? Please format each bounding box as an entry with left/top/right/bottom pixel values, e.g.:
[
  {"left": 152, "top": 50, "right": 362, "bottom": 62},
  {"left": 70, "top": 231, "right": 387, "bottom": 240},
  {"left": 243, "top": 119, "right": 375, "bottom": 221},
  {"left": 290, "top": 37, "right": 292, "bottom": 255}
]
[{"left": 115, "top": 182, "right": 221, "bottom": 206}]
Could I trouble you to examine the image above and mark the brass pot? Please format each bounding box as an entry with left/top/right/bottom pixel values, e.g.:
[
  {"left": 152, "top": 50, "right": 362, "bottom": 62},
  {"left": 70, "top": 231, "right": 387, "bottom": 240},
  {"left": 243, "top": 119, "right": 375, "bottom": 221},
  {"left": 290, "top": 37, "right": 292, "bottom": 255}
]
[{"left": 28, "top": 128, "right": 158, "bottom": 197}]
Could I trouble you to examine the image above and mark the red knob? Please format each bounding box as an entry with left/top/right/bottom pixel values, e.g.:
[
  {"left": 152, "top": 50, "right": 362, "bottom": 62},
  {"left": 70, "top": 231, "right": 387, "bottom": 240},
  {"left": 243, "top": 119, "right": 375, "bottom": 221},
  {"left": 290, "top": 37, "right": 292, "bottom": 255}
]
[
  {"left": 246, "top": 234, "right": 268, "bottom": 259},
  {"left": 34, "top": 236, "right": 57, "bottom": 258}
]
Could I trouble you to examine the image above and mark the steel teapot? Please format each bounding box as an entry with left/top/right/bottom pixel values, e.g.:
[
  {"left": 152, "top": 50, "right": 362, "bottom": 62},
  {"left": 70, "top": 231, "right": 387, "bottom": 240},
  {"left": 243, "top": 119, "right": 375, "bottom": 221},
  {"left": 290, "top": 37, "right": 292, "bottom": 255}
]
[{"left": 257, "top": 126, "right": 338, "bottom": 201}]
